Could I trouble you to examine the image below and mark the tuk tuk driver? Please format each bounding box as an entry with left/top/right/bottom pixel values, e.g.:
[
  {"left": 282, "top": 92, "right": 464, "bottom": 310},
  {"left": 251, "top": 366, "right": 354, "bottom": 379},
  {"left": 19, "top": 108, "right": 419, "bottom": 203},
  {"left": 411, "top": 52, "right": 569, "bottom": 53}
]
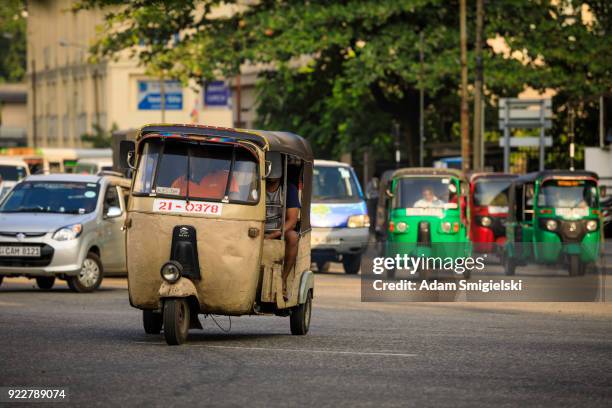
[
  {"left": 414, "top": 186, "right": 444, "bottom": 208},
  {"left": 264, "top": 152, "right": 300, "bottom": 300}
]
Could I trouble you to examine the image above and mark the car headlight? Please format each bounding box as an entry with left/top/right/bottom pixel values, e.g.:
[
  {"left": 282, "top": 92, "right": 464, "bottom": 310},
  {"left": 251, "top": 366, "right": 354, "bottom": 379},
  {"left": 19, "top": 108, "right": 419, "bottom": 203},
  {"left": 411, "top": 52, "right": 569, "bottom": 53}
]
[
  {"left": 586, "top": 220, "right": 598, "bottom": 232},
  {"left": 545, "top": 219, "right": 558, "bottom": 231},
  {"left": 441, "top": 222, "right": 452, "bottom": 233},
  {"left": 481, "top": 216, "right": 492, "bottom": 227},
  {"left": 160, "top": 261, "right": 183, "bottom": 283},
  {"left": 347, "top": 214, "right": 370, "bottom": 228},
  {"left": 53, "top": 224, "right": 83, "bottom": 241}
]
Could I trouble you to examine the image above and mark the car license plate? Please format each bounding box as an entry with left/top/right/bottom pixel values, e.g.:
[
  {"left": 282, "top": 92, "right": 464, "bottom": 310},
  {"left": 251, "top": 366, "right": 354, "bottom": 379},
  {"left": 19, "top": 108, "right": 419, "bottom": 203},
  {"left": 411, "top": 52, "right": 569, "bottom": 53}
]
[{"left": 0, "top": 246, "right": 41, "bottom": 257}]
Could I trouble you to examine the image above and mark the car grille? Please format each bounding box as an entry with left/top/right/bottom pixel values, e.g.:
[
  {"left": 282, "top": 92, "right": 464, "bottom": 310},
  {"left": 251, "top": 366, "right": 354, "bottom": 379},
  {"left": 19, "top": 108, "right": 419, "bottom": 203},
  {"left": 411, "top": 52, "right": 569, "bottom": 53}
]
[
  {"left": 0, "top": 231, "right": 47, "bottom": 238},
  {"left": 0, "top": 243, "right": 54, "bottom": 267}
]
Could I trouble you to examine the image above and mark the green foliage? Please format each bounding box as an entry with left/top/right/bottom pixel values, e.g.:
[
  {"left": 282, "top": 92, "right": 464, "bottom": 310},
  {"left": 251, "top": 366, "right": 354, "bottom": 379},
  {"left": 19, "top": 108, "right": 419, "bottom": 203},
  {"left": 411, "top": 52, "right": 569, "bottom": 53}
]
[
  {"left": 0, "top": 0, "right": 27, "bottom": 83},
  {"left": 75, "top": 0, "right": 611, "bottom": 170},
  {"left": 81, "top": 123, "right": 118, "bottom": 148}
]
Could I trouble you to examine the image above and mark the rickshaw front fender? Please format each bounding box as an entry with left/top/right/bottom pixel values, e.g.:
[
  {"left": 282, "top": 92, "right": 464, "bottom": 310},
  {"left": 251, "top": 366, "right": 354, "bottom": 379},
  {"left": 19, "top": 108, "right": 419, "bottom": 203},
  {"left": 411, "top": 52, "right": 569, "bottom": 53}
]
[
  {"left": 298, "top": 270, "right": 314, "bottom": 304},
  {"left": 159, "top": 278, "right": 200, "bottom": 302}
]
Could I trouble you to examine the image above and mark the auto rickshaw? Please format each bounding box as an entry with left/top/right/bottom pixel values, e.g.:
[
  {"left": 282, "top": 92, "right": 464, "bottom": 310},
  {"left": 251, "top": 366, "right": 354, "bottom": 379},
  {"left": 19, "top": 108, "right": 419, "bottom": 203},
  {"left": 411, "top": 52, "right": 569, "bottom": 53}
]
[
  {"left": 119, "top": 124, "right": 314, "bottom": 345},
  {"left": 375, "top": 168, "right": 472, "bottom": 278},
  {"left": 469, "top": 172, "right": 517, "bottom": 254},
  {"left": 503, "top": 170, "right": 604, "bottom": 276}
]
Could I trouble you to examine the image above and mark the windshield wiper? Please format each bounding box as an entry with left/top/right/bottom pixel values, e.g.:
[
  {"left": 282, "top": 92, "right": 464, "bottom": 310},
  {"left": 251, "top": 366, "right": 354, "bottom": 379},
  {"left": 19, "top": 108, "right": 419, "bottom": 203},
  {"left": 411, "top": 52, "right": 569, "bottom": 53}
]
[{"left": 1, "top": 207, "right": 48, "bottom": 213}]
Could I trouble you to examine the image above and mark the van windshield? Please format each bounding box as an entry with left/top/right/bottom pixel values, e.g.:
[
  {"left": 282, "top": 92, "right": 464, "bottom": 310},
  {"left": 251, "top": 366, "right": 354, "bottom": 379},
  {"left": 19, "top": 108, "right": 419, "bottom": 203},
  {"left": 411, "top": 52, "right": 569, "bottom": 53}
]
[
  {"left": 133, "top": 139, "right": 259, "bottom": 203},
  {"left": 473, "top": 178, "right": 513, "bottom": 207},
  {"left": 393, "top": 177, "right": 456, "bottom": 209},
  {"left": 0, "top": 165, "right": 27, "bottom": 181},
  {"left": 0, "top": 181, "right": 100, "bottom": 214},
  {"left": 313, "top": 165, "right": 361, "bottom": 202},
  {"left": 538, "top": 179, "right": 597, "bottom": 208}
]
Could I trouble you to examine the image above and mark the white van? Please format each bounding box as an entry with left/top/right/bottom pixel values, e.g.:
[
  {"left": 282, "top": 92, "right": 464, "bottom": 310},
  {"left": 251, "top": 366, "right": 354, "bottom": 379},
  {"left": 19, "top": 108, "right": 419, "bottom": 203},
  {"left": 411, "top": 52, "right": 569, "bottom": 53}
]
[{"left": 0, "top": 157, "right": 30, "bottom": 199}]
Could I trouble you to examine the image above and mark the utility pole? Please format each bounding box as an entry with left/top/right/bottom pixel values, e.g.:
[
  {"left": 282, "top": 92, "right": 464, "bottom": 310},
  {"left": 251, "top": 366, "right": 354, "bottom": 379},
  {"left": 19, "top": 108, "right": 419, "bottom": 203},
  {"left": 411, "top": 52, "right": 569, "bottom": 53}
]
[
  {"left": 160, "top": 76, "right": 166, "bottom": 123},
  {"left": 460, "top": 0, "right": 470, "bottom": 172},
  {"left": 31, "top": 59, "right": 37, "bottom": 148},
  {"left": 419, "top": 31, "right": 425, "bottom": 167},
  {"left": 472, "top": 0, "right": 484, "bottom": 170}
]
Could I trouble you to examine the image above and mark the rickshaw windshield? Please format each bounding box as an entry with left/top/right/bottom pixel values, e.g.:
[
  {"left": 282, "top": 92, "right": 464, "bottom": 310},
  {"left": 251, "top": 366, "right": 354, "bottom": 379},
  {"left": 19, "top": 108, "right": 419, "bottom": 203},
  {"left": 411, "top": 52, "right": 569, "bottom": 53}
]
[
  {"left": 393, "top": 177, "right": 456, "bottom": 209},
  {"left": 133, "top": 139, "right": 259, "bottom": 203},
  {"left": 538, "top": 179, "right": 597, "bottom": 208},
  {"left": 473, "top": 179, "right": 513, "bottom": 207}
]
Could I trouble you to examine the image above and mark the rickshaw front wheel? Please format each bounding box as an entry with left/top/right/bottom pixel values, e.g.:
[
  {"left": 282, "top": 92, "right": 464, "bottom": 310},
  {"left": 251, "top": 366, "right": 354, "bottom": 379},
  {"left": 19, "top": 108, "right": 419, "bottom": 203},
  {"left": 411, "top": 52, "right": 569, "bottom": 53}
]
[
  {"left": 290, "top": 290, "right": 312, "bottom": 335},
  {"left": 163, "top": 299, "right": 190, "bottom": 345},
  {"left": 568, "top": 255, "right": 583, "bottom": 277},
  {"left": 143, "top": 310, "right": 163, "bottom": 334},
  {"left": 503, "top": 254, "right": 516, "bottom": 276}
]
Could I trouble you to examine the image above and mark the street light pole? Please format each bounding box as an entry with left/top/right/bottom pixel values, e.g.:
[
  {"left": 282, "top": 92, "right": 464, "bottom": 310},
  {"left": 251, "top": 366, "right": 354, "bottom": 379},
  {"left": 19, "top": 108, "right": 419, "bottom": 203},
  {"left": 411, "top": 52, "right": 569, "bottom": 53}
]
[
  {"left": 472, "top": 0, "right": 484, "bottom": 171},
  {"left": 419, "top": 31, "right": 425, "bottom": 167},
  {"left": 459, "top": 0, "right": 470, "bottom": 172}
]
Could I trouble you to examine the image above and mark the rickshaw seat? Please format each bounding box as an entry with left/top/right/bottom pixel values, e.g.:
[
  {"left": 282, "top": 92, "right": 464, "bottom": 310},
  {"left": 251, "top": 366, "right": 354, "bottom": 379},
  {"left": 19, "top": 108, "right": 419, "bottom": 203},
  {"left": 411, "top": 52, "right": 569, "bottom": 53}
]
[{"left": 262, "top": 239, "right": 285, "bottom": 266}]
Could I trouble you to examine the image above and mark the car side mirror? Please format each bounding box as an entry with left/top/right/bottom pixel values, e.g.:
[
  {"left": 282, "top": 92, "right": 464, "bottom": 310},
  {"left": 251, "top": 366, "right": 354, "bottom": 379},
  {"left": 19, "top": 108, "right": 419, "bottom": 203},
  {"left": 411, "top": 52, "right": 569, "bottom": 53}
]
[
  {"left": 119, "top": 140, "right": 136, "bottom": 170},
  {"left": 106, "top": 206, "right": 122, "bottom": 218},
  {"left": 600, "top": 186, "right": 607, "bottom": 198}
]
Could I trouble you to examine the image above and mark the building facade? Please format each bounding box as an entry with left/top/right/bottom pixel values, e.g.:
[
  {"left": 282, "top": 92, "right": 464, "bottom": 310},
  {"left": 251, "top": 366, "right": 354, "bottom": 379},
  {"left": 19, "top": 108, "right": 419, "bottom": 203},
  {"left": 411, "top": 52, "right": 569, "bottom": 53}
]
[{"left": 26, "top": 0, "right": 245, "bottom": 148}]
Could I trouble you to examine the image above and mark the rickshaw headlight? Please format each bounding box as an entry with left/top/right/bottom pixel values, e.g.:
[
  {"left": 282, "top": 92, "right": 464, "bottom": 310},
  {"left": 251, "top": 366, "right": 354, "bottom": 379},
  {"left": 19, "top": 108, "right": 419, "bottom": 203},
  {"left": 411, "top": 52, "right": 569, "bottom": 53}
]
[
  {"left": 586, "top": 220, "right": 597, "bottom": 232},
  {"left": 395, "top": 222, "right": 408, "bottom": 233},
  {"left": 160, "top": 261, "right": 183, "bottom": 283},
  {"left": 545, "top": 219, "right": 558, "bottom": 231},
  {"left": 480, "top": 216, "right": 492, "bottom": 227},
  {"left": 347, "top": 214, "right": 370, "bottom": 228},
  {"left": 441, "top": 222, "right": 452, "bottom": 233}
]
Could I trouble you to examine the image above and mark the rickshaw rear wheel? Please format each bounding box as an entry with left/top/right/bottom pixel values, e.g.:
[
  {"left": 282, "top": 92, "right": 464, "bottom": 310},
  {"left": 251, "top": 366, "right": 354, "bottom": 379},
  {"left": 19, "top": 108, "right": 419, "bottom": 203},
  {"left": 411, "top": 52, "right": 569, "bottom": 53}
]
[
  {"left": 568, "top": 255, "right": 583, "bottom": 277},
  {"left": 143, "top": 310, "right": 163, "bottom": 334},
  {"left": 36, "top": 276, "right": 55, "bottom": 290},
  {"left": 163, "top": 299, "right": 190, "bottom": 345},
  {"left": 290, "top": 290, "right": 312, "bottom": 335},
  {"left": 342, "top": 254, "right": 361, "bottom": 275}
]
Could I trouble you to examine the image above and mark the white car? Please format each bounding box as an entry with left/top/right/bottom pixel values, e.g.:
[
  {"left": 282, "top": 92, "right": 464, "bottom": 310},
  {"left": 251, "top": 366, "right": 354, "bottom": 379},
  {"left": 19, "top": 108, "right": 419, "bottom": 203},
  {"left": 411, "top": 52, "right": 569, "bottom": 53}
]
[{"left": 0, "top": 157, "right": 30, "bottom": 199}]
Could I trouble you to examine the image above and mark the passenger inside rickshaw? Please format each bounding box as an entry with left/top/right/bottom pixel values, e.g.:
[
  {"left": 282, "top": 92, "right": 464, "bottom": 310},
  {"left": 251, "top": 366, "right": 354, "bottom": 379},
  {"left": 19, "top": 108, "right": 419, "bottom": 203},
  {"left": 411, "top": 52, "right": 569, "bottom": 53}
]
[{"left": 264, "top": 152, "right": 301, "bottom": 300}]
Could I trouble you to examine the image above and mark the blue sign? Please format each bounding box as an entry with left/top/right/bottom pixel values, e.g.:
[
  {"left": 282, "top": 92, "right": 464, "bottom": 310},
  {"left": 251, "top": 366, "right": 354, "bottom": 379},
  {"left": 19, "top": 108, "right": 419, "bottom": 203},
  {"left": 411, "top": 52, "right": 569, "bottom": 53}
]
[
  {"left": 137, "top": 80, "right": 183, "bottom": 110},
  {"left": 204, "top": 81, "right": 230, "bottom": 106}
]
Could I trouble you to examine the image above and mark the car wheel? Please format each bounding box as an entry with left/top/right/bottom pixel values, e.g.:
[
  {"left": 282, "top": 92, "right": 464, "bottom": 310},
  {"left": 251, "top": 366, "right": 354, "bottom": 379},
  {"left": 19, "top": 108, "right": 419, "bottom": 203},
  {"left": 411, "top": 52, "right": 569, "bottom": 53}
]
[
  {"left": 290, "top": 290, "right": 312, "bottom": 335},
  {"left": 36, "top": 276, "right": 55, "bottom": 290},
  {"left": 342, "top": 254, "right": 361, "bottom": 275},
  {"left": 143, "top": 310, "right": 163, "bottom": 334},
  {"left": 68, "top": 252, "right": 103, "bottom": 293},
  {"left": 163, "top": 299, "right": 190, "bottom": 345}
]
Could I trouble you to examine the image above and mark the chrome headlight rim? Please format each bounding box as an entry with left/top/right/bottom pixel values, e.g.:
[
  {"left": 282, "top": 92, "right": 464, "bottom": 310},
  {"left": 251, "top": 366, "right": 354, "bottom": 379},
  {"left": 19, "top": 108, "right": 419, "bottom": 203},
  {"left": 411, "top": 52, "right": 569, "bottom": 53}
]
[
  {"left": 585, "top": 220, "right": 598, "bottom": 232},
  {"left": 160, "top": 260, "right": 183, "bottom": 283},
  {"left": 395, "top": 221, "right": 408, "bottom": 233},
  {"left": 545, "top": 219, "right": 558, "bottom": 231},
  {"left": 480, "top": 216, "right": 492, "bottom": 227},
  {"left": 441, "top": 221, "right": 452, "bottom": 233}
]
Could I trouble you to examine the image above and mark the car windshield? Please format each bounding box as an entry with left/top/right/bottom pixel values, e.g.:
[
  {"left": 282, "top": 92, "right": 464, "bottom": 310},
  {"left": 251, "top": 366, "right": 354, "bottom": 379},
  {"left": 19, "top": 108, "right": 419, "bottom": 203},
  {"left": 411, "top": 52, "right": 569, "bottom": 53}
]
[
  {"left": 393, "top": 177, "right": 456, "bottom": 209},
  {"left": 313, "top": 165, "right": 361, "bottom": 202},
  {"left": 133, "top": 139, "right": 259, "bottom": 203},
  {"left": 538, "top": 179, "right": 598, "bottom": 208},
  {"left": 473, "top": 178, "right": 513, "bottom": 206},
  {"left": 0, "top": 181, "right": 100, "bottom": 214},
  {"left": 0, "top": 165, "right": 27, "bottom": 181}
]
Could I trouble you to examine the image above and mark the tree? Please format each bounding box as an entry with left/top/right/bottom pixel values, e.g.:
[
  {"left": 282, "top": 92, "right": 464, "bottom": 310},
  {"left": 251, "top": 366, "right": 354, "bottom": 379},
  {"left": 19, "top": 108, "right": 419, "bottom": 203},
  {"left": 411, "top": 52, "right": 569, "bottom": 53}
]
[
  {"left": 75, "top": 0, "right": 611, "bottom": 170},
  {"left": 0, "top": 0, "right": 27, "bottom": 83},
  {"left": 81, "top": 123, "right": 118, "bottom": 148}
]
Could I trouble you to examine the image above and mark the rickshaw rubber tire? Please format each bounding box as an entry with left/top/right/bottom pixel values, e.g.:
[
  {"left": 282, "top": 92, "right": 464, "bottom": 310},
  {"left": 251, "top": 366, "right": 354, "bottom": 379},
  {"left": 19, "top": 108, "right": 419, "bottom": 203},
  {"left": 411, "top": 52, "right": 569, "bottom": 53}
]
[
  {"left": 163, "top": 299, "right": 190, "bottom": 345},
  {"left": 503, "top": 255, "right": 516, "bottom": 276},
  {"left": 342, "top": 254, "right": 361, "bottom": 275},
  {"left": 568, "top": 256, "right": 581, "bottom": 277},
  {"left": 143, "top": 310, "right": 163, "bottom": 334},
  {"left": 67, "top": 253, "right": 104, "bottom": 293},
  {"left": 36, "top": 276, "right": 55, "bottom": 290},
  {"left": 290, "top": 290, "right": 312, "bottom": 336}
]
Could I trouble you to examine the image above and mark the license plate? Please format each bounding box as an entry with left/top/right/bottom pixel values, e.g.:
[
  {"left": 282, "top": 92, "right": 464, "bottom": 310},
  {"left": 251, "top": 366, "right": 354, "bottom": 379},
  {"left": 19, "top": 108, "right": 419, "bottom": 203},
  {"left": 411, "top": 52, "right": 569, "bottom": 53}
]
[{"left": 0, "top": 246, "right": 41, "bottom": 257}]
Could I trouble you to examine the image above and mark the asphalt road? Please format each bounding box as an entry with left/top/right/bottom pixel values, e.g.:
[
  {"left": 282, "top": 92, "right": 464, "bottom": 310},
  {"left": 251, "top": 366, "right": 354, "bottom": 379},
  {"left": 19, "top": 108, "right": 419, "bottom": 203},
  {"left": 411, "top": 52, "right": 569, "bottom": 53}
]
[{"left": 1, "top": 268, "right": 611, "bottom": 407}]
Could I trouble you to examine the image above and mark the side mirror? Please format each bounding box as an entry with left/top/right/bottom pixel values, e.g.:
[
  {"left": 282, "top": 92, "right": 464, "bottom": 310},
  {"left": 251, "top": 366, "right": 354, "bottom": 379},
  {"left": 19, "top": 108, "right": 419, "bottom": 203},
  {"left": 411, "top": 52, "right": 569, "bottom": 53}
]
[
  {"left": 385, "top": 189, "right": 394, "bottom": 199},
  {"left": 264, "top": 160, "right": 272, "bottom": 178},
  {"left": 600, "top": 186, "right": 607, "bottom": 198},
  {"left": 106, "top": 206, "right": 122, "bottom": 218},
  {"left": 526, "top": 184, "right": 534, "bottom": 199},
  {"left": 119, "top": 140, "right": 136, "bottom": 170}
]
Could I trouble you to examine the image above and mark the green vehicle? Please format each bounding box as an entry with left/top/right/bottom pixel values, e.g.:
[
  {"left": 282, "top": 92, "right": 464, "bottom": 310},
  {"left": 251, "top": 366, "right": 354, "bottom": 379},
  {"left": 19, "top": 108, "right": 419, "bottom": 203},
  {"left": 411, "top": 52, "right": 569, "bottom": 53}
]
[
  {"left": 504, "top": 170, "right": 604, "bottom": 276},
  {"left": 375, "top": 168, "right": 472, "bottom": 278}
]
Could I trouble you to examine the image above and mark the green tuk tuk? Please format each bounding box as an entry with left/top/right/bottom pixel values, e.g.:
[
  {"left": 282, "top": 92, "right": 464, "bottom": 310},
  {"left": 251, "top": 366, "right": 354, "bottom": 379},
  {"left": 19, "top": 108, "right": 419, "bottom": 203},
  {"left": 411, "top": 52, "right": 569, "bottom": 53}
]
[
  {"left": 376, "top": 168, "right": 472, "bottom": 278},
  {"left": 503, "top": 170, "right": 604, "bottom": 276}
]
